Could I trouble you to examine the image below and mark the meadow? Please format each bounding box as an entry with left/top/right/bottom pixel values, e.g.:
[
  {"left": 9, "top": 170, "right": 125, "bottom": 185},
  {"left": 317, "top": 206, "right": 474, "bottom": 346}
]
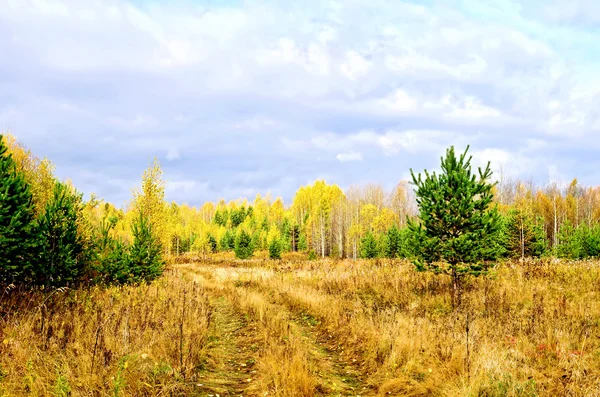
[{"left": 2, "top": 255, "right": 599, "bottom": 396}]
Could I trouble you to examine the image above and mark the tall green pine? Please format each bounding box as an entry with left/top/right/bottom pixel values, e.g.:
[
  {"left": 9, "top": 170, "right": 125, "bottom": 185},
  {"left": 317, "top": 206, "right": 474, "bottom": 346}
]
[
  {"left": 35, "top": 182, "right": 86, "bottom": 287},
  {"left": 0, "top": 135, "right": 36, "bottom": 284},
  {"left": 408, "top": 146, "right": 502, "bottom": 306}
]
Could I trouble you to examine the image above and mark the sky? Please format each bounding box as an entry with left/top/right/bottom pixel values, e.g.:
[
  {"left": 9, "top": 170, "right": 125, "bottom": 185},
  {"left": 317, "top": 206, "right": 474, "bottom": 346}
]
[{"left": 2, "top": 0, "right": 600, "bottom": 207}]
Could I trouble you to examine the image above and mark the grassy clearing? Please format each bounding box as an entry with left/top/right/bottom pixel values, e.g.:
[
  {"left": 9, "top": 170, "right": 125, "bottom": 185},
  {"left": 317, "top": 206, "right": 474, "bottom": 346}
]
[
  {"left": 180, "top": 258, "right": 600, "bottom": 396},
  {"left": 2, "top": 258, "right": 600, "bottom": 396}
]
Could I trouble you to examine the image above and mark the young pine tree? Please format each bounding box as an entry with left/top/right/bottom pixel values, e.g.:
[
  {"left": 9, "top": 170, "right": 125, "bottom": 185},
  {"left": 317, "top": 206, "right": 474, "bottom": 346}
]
[
  {"left": 234, "top": 229, "right": 254, "bottom": 259},
  {"left": 408, "top": 146, "right": 502, "bottom": 307},
  {"left": 35, "top": 182, "right": 87, "bottom": 287},
  {"left": 360, "top": 231, "right": 379, "bottom": 259},
  {"left": 504, "top": 209, "right": 547, "bottom": 259},
  {"left": 268, "top": 239, "right": 282, "bottom": 260},
  {"left": 0, "top": 135, "right": 37, "bottom": 284},
  {"left": 219, "top": 230, "right": 235, "bottom": 251},
  {"left": 95, "top": 215, "right": 130, "bottom": 284},
  {"left": 385, "top": 225, "right": 402, "bottom": 258},
  {"left": 128, "top": 212, "right": 165, "bottom": 282}
]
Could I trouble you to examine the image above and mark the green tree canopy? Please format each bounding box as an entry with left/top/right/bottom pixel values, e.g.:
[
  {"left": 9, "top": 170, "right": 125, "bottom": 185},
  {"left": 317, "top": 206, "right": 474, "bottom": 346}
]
[{"left": 408, "top": 146, "right": 502, "bottom": 305}]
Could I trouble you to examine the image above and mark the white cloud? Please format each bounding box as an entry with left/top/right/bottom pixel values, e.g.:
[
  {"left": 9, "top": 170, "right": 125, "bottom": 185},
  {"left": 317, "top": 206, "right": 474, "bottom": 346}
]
[
  {"left": 2, "top": 0, "right": 600, "bottom": 205},
  {"left": 340, "top": 51, "right": 370, "bottom": 81},
  {"left": 336, "top": 152, "right": 363, "bottom": 162}
]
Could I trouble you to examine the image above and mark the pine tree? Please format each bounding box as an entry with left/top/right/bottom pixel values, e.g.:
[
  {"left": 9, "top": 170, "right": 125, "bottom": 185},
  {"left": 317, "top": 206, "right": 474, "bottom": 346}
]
[
  {"left": 95, "top": 215, "right": 130, "bottom": 284},
  {"left": 386, "top": 225, "right": 402, "bottom": 258},
  {"left": 234, "top": 229, "right": 254, "bottom": 259},
  {"left": 219, "top": 230, "right": 235, "bottom": 251},
  {"left": 230, "top": 207, "right": 246, "bottom": 228},
  {"left": 128, "top": 212, "right": 164, "bottom": 282},
  {"left": 504, "top": 209, "right": 547, "bottom": 259},
  {"left": 0, "top": 135, "right": 36, "bottom": 284},
  {"left": 268, "top": 239, "right": 282, "bottom": 259},
  {"left": 35, "top": 182, "right": 87, "bottom": 287},
  {"left": 360, "top": 231, "right": 379, "bottom": 259},
  {"left": 408, "top": 146, "right": 502, "bottom": 307}
]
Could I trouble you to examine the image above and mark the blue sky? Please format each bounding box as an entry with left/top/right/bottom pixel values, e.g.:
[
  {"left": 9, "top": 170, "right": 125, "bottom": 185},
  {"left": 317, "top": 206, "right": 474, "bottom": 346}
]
[{"left": 2, "top": 0, "right": 600, "bottom": 207}]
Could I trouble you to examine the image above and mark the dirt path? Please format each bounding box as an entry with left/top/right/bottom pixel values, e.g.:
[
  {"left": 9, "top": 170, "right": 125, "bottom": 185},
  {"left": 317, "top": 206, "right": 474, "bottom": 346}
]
[
  {"left": 292, "top": 312, "right": 369, "bottom": 396},
  {"left": 185, "top": 275, "right": 259, "bottom": 395},
  {"left": 179, "top": 263, "right": 371, "bottom": 396}
]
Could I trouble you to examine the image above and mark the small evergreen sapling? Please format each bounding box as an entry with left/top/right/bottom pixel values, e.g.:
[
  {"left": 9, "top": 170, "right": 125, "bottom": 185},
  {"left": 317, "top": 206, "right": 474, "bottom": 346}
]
[
  {"left": 234, "top": 229, "right": 254, "bottom": 259},
  {"left": 35, "top": 182, "right": 86, "bottom": 287},
  {"left": 408, "top": 146, "right": 502, "bottom": 306},
  {"left": 129, "top": 212, "right": 165, "bottom": 282},
  {"left": 268, "top": 238, "right": 282, "bottom": 260},
  {"left": 360, "top": 231, "right": 379, "bottom": 259}
]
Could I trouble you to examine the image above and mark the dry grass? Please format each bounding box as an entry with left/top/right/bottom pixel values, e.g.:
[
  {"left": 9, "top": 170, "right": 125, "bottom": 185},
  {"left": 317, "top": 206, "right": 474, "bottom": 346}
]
[
  {"left": 2, "top": 259, "right": 600, "bottom": 396},
  {"left": 0, "top": 269, "right": 211, "bottom": 396},
  {"left": 180, "top": 258, "right": 600, "bottom": 396}
]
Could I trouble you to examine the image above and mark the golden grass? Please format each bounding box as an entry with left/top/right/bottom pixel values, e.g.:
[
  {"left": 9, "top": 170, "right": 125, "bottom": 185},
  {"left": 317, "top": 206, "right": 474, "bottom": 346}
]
[
  {"left": 182, "top": 258, "right": 600, "bottom": 396},
  {"left": 2, "top": 259, "right": 600, "bottom": 396},
  {"left": 0, "top": 270, "right": 211, "bottom": 396}
]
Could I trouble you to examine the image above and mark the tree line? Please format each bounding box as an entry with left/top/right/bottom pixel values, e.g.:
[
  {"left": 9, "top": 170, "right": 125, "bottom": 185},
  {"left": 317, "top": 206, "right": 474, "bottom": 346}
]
[
  {"left": 2, "top": 133, "right": 599, "bottom": 289},
  {"left": 0, "top": 134, "right": 164, "bottom": 287}
]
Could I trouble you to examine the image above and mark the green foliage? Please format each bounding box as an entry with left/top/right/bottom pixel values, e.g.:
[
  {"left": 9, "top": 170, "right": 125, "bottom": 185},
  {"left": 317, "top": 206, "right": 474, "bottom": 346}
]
[
  {"left": 96, "top": 218, "right": 130, "bottom": 284},
  {"left": 385, "top": 225, "right": 411, "bottom": 258},
  {"left": 268, "top": 238, "right": 282, "bottom": 260},
  {"left": 298, "top": 233, "right": 308, "bottom": 251},
  {"left": 219, "top": 230, "right": 235, "bottom": 251},
  {"left": 556, "top": 221, "right": 600, "bottom": 259},
  {"left": 503, "top": 209, "right": 547, "bottom": 258},
  {"left": 52, "top": 370, "right": 71, "bottom": 397},
  {"left": 213, "top": 208, "right": 229, "bottom": 227},
  {"left": 230, "top": 206, "right": 247, "bottom": 228},
  {"left": 35, "top": 182, "right": 87, "bottom": 287},
  {"left": 234, "top": 229, "right": 254, "bottom": 259},
  {"left": 207, "top": 234, "right": 218, "bottom": 253},
  {"left": 251, "top": 230, "right": 262, "bottom": 250},
  {"left": 0, "top": 134, "right": 37, "bottom": 284},
  {"left": 360, "top": 231, "right": 379, "bottom": 259},
  {"left": 128, "top": 212, "right": 164, "bottom": 282},
  {"left": 307, "top": 250, "right": 317, "bottom": 260},
  {"left": 408, "top": 146, "right": 502, "bottom": 278}
]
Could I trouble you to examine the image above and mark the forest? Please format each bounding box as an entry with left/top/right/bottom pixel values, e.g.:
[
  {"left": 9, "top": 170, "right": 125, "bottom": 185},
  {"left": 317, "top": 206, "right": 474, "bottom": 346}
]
[{"left": 1, "top": 133, "right": 600, "bottom": 396}]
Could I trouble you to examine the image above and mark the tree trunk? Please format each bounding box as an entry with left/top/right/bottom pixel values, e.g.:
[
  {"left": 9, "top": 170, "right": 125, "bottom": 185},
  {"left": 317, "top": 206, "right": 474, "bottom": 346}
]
[
  {"left": 320, "top": 215, "right": 325, "bottom": 258},
  {"left": 520, "top": 215, "right": 525, "bottom": 260},
  {"left": 452, "top": 268, "right": 462, "bottom": 309}
]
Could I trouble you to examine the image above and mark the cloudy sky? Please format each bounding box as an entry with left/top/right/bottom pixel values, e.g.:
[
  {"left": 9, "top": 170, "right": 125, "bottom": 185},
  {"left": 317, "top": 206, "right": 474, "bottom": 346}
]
[{"left": 2, "top": 0, "right": 600, "bottom": 207}]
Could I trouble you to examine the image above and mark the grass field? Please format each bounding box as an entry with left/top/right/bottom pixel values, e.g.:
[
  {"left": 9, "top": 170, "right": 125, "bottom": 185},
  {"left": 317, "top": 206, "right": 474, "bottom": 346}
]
[{"left": 2, "top": 257, "right": 600, "bottom": 396}]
